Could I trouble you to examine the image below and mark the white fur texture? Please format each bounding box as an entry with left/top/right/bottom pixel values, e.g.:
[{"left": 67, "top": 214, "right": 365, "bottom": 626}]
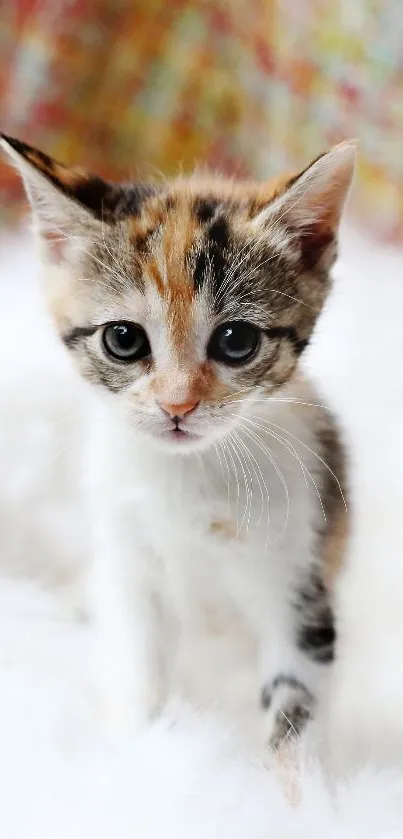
[
  {"left": 1, "top": 226, "right": 403, "bottom": 834},
  {"left": 0, "top": 578, "right": 403, "bottom": 839}
]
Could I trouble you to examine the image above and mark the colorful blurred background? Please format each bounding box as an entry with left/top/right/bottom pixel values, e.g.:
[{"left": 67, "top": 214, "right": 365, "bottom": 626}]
[{"left": 1, "top": 0, "right": 403, "bottom": 242}]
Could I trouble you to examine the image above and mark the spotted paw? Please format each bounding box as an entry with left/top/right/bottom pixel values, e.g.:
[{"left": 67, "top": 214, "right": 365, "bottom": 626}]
[{"left": 261, "top": 674, "right": 315, "bottom": 750}]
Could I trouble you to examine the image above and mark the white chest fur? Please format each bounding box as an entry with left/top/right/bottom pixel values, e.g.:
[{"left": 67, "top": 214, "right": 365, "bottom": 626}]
[{"left": 84, "top": 385, "right": 327, "bottom": 744}]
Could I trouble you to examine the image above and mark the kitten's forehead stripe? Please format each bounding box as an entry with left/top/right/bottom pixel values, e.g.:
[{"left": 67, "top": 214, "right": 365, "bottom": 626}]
[
  {"left": 147, "top": 259, "right": 164, "bottom": 295},
  {"left": 164, "top": 194, "right": 177, "bottom": 212},
  {"left": 115, "top": 184, "right": 160, "bottom": 218},
  {"left": 156, "top": 196, "right": 198, "bottom": 352},
  {"left": 193, "top": 215, "right": 232, "bottom": 299},
  {"left": 208, "top": 216, "right": 230, "bottom": 249},
  {"left": 193, "top": 197, "right": 219, "bottom": 223},
  {"left": 127, "top": 189, "right": 181, "bottom": 255}
]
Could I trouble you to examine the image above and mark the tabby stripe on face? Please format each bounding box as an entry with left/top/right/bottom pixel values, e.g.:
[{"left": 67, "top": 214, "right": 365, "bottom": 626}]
[
  {"left": 62, "top": 325, "right": 97, "bottom": 348},
  {"left": 265, "top": 326, "right": 308, "bottom": 355},
  {"left": 193, "top": 216, "right": 231, "bottom": 299},
  {"left": 90, "top": 362, "right": 127, "bottom": 393},
  {"left": 113, "top": 184, "right": 161, "bottom": 219},
  {"left": 193, "top": 196, "right": 220, "bottom": 223}
]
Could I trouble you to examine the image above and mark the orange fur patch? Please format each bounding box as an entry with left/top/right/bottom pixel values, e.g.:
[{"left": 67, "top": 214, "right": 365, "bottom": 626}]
[
  {"left": 323, "top": 507, "right": 349, "bottom": 589},
  {"left": 191, "top": 361, "right": 230, "bottom": 404},
  {"left": 147, "top": 260, "right": 164, "bottom": 295},
  {"left": 150, "top": 361, "right": 230, "bottom": 409},
  {"left": 52, "top": 164, "right": 87, "bottom": 189},
  {"left": 23, "top": 149, "right": 55, "bottom": 175},
  {"left": 128, "top": 196, "right": 166, "bottom": 250},
  {"left": 209, "top": 519, "right": 238, "bottom": 540},
  {"left": 24, "top": 149, "right": 85, "bottom": 190},
  {"left": 159, "top": 196, "right": 198, "bottom": 352}
]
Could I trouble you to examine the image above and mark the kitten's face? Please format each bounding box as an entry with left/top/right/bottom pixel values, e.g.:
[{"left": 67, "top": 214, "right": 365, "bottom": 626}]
[
  {"left": 57, "top": 188, "right": 324, "bottom": 454},
  {"left": 1, "top": 136, "right": 355, "bottom": 453}
]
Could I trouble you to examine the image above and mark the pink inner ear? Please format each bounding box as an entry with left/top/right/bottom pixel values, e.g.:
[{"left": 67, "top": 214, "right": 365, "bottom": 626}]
[
  {"left": 41, "top": 228, "right": 67, "bottom": 263},
  {"left": 299, "top": 224, "right": 335, "bottom": 271}
]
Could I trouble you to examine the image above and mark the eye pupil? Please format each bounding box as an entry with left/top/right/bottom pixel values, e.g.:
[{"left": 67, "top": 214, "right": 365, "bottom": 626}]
[
  {"left": 102, "top": 322, "right": 150, "bottom": 362},
  {"left": 115, "top": 325, "right": 133, "bottom": 349},
  {"left": 208, "top": 321, "right": 260, "bottom": 365}
]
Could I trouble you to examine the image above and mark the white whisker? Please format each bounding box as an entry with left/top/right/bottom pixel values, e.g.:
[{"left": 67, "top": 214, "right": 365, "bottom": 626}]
[
  {"left": 235, "top": 414, "right": 327, "bottom": 525},
  {"left": 235, "top": 422, "right": 290, "bottom": 545},
  {"left": 232, "top": 428, "right": 269, "bottom": 530},
  {"left": 230, "top": 430, "right": 254, "bottom": 535},
  {"left": 225, "top": 433, "right": 250, "bottom": 535}
]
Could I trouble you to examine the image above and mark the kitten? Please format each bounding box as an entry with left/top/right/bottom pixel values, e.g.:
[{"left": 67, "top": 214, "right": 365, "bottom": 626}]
[{"left": 1, "top": 134, "right": 354, "bottom": 746}]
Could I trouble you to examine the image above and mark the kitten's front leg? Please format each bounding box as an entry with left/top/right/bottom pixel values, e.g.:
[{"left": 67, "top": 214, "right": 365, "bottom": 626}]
[
  {"left": 86, "top": 525, "right": 164, "bottom": 735},
  {"left": 261, "top": 672, "right": 315, "bottom": 749},
  {"left": 259, "top": 599, "right": 334, "bottom": 749},
  {"left": 260, "top": 643, "right": 323, "bottom": 749}
]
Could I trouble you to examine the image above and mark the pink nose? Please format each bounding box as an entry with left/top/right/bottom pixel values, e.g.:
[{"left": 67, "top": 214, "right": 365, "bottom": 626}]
[{"left": 159, "top": 399, "right": 199, "bottom": 420}]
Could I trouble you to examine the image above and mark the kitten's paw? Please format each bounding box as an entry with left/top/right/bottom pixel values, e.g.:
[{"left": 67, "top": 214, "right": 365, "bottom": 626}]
[{"left": 261, "top": 674, "right": 315, "bottom": 750}]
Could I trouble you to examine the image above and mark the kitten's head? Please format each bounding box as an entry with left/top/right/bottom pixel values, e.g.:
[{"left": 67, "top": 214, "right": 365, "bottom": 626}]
[{"left": 1, "top": 134, "right": 355, "bottom": 453}]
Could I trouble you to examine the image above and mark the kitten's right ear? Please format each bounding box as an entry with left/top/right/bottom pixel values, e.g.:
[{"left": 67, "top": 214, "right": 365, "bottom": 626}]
[
  {"left": 1, "top": 134, "right": 155, "bottom": 264},
  {"left": 1, "top": 134, "right": 122, "bottom": 261}
]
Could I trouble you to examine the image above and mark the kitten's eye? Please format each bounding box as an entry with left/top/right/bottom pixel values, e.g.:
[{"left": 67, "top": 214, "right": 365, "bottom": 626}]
[
  {"left": 102, "top": 322, "right": 150, "bottom": 362},
  {"left": 208, "top": 321, "right": 260, "bottom": 365}
]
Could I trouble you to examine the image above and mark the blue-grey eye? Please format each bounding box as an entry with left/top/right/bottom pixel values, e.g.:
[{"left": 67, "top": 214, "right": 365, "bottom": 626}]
[
  {"left": 102, "top": 322, "right": 150, "bottom": 362},
  {"left": 208, "top": 321, "right": 260, "bottom": 365}
]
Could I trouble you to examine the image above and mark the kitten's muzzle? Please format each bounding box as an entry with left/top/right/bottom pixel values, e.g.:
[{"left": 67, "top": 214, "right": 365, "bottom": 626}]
[{"left": 158, "top": 399, "right": 200, "bottom": 428}]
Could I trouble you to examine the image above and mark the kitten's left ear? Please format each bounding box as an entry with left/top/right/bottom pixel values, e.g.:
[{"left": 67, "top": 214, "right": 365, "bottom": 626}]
[
  {"left": 258, "top": 140, "right": 357, "bottom": 270},
  {"left": 0, "top": 134, "right": 128, "bottom": 262}
]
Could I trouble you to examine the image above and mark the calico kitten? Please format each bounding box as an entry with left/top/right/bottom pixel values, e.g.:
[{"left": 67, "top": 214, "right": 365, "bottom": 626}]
[{"left": 1, "top": 134, "right": 353, "bottom": 746}]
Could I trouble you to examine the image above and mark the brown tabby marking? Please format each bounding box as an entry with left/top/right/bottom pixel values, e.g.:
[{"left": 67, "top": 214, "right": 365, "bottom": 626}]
[
  {"left": 209, "top": 519, "right": 239, "bottom": 540},
  {"left": 323, "top": 508, "right": 348, "bottom": 590}
]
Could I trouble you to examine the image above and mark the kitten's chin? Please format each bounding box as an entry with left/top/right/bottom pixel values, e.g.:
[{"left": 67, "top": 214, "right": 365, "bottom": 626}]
[
  {"left": 151, "top": 429, "right": 212, "bottom": 454},
  {"left": 130, "top": 415, "right": 239, "bottom": 454},
  {"left": 140, "top": 426, "right": 226, "bottom": 455}
]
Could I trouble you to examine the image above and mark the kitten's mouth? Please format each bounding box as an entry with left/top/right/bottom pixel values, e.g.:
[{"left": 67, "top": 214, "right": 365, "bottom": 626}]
[
  {"left": 151, "top": 421, "right": 212, "bottom": 451},
  {"left": 168, "top": 427, "right": 200, "bottom": 443}
]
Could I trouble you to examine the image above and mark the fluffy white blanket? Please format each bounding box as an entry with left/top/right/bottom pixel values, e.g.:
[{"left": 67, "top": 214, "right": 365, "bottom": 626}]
[{"left": 1, "top": 226, "right": 403, "bottom": 837}]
